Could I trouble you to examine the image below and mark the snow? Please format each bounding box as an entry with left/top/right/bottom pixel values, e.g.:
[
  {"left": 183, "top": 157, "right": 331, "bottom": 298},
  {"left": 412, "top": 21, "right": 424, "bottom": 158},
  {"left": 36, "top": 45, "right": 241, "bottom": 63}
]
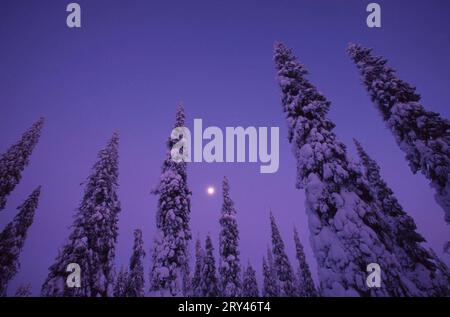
[
  {"left": 348, "top": 43, "right": 450, "bottom": 226},
  {"left": 0, "top": 187, "right": 41, "bottom": 295},
  {"left": 0, "top": 118, "right": 44, "bottom": 211},
  {"left": 126, "top": 229, "right": 145, "bottom": 297},
  {"left": 41, "top": 133, "right": 120, "bottom": 297},
  {"left": 219, "top": 177, "right": 241, "bottom": 296},
  {"left": 150, "top": 105, "right": 192, "bottom": 297},
  {"left": 262, "top": 248, "right": 280, "bottom": 297},
  {"left": 200, "top": 235, "right": 219, "bottom": 296},
  {"left": 242, "top": 263, "right": 259, "bottom": 297},
  {"left": 353, "top": 139, "right": 450, "bottom": 296},
  {"left": 294, "top": 227, "right": 318, "bottom": 296},
  {"left": 270, "top": 212, "right": 297, "bottom": 296},
  {"left": 274, "top": 42, "right": 443, "bottom": 296}
]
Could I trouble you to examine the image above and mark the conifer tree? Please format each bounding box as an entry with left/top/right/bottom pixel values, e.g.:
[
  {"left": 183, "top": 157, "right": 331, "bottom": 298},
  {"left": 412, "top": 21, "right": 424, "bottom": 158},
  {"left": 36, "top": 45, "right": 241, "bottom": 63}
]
[
  {"left": 127, "top": 229, "right": 145, "bottom": 297},
  {"left": 0, "top": 187, "right": 41, "bottom": 296},
  {"left": 191, "top": 237, "right": 204, "bottom": 297},
  {"left": 0, "top": 118, "right": 44, "bottom": 211},
  {"left": 274, "top": 42, "right": 419, "bottom": 296},
  {"left": 347, "top": 44, "right": 450, "bottom": 224},
  {"left": 269, "top": 212, "right": 296, "bottom": 296},
  {"left": 200, "top": 234, "right": 219, "bottom": 297},
  {"left": 354, "top": 139, "right": 450, "bottom": 296},
  {"left": 150, "top": 105, "right": 192, "bottom": 296},
  {"left": 41, "top": 133, "right": 120, "bottom": 297},
  {"left": 293, "top": 227, "right": 317, "bottom": 297},
  {"left": 242, "top": 262, "right": 259, "bottom": 297},
  {"left": 113, "top": 266, "right": 129, "bottom": 297},
  {"left": 262, "top": 247, "right": 279, "bottom": 297},
  {"left": 219, "top": 177, "right": 241, "bottom": 296},
  {"left": 14, "top": 283, "right": 32, "bottom": 297}
]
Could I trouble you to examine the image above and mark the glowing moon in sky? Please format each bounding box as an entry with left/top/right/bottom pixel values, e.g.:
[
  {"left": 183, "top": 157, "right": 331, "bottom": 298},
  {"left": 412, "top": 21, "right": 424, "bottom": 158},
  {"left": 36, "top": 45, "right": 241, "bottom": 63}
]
[{"left": 207, "top": 186, "right": 215, "bottom": 195}]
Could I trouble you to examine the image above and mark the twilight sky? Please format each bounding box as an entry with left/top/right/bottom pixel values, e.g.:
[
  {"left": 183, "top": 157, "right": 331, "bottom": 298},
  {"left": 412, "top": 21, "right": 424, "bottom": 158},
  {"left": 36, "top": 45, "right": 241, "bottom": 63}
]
[{"left": 0, "top": 0, "right": 449, "bottom": 295}]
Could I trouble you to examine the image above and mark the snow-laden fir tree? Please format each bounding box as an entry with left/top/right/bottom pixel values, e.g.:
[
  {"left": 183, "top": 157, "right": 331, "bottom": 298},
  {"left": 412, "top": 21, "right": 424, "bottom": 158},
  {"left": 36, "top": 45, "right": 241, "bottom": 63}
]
[
  {"left": 150, "top": 105, "right": 192, "bottom": 296},
  {"left": 262, "top": 257, "right": 271, "bottom": 296},
  {"left": 113, "top": 266, "right": 129, "bottom": 297},
  {"left": 41, "top": 133, "right": 121, "bottom": 297},
  {"left": 274, "top": 42, "right": 420, "bottom": 296},
  {"left": 293, "top": 227, "right": 317, "bottom": 297},
  {"left": 219, "top": 176, "right": 241, "bottom": 296},
  {"left": 0, "top": 118, "right": 44, "bottom": 211},
  {"left": 191, "top": 237, "right": 204, "bottom": 297},
  {"left": 347, "top": 44, "right": 450, "bottom": 224},
  {"left": 262, "top": 247, "right": 279, "bottom": 297},
  {"left": 269, "top": 212, "right": 296, "bottom": 296},
  {"left": 242, "top": 262, "right": 259, "bottom": 297},
  {"left": 200, "top": 234, "right": 219, "bottom": 297},
  {"left": 354, "top": 139, "right": 450, "bottom": 296},
  {"left": 0, "top": 187, "right": 40, "bottom": 296},
  {"left": 127, "top": 229, "right": 146, "bottom": 297},
  {"left": 15, "top": 283, "right": 32, "bottom": 297}
]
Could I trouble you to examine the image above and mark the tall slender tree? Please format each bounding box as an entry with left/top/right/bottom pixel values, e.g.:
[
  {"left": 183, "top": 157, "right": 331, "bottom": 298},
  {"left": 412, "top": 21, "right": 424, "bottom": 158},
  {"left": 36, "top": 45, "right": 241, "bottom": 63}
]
[
  {"left": 219, "top": 177, "right": 241, "bottom": 296},
  {"left": 269, "top": 212, "right": 296, "bottom": 296},
  {"left": 113, "top": 266, "right": 129, "bottom": 297},
  {"left": 0, "top": 187, "right": 41, "bottom": 296},
  {"left": 191, "top": 237, "right": 204, "bottom": 297},
  {"left": 242, "top": 262, "right": 259, "bottom": 297},
  {"left": 200, "top": 234, "right": 219, "bottom": 297},
  {"left": 293, "top": 227, "right": 317, "bottom": 297},
  {"left": 274, "top": 42, "right": 418, "bottom": 296},
  {"left": 127, "top": 229, "right": 146, "bottom": 297},
  {"left": 41, "top": 133, "right": 121, "bottom": 297},
  {"left": 347, "top": 43, "right": 450, "bottom": 224},
  {"left": 0, "top": 118, "right": 44, "bottom": 211},
  {"left": 354, "top": 139, "right": 450, "bottom": 296},
  {"left": 262, "top": 247, "right": 279, "bottom": 297},
  {"left": 14, "top": 283, "right": 32, "bottom": 297},
  {"left": 150, "top": 105, "right": 192, "bottom": 296}
]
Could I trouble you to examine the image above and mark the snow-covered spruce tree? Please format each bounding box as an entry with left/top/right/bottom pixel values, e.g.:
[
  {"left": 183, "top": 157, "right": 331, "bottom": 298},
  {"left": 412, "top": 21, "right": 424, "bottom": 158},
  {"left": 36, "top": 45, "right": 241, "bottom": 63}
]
[
  {"left": 113, "top": 266, "right": 129, "bottom": 297},
  {"left": 191, "top": 237, "right": 204, "bottom": 297},
  {"left": 262, "top": 247, "right": 279, "bottom": 297},
  {"left": 242, "top": 262, "right": 259, "bottom": 297},
  {"left": 14, "top": 283, "right": 32, "bottom": 297},
  {"left": 354, "top": 139, "right": 450, "bottom": 296},
  {"left": 274, "top": 42, "right": 420, "bottom": 296},
  {"left": 0, "top": 118, "right": 44, "bottom": 211},
  {"left": 269, "top": 212, "right": 296, "bottom": 296},
  {"left": 150, "top": 105, "right": 192, "bottom": 296},
  {"left": 200, "top": 234, "right": 219, "bottom": 297},
  {"left": 127, "top": 229, "right": 146, "bottom": 297},
  {"left": 219, "top": 176, "right": 241, "bottom": 296},
  {"left": 347, "top": 44, "right": 450, "bottom": 224},
  {"left": 0, "top": 187, "right": 40, "bottom": 296},
  {"left": 293, "top": 227, "right": 317, "bottom": 297},
  {"left": 41, "top": 133, "right": 121, "bottom": 297}
]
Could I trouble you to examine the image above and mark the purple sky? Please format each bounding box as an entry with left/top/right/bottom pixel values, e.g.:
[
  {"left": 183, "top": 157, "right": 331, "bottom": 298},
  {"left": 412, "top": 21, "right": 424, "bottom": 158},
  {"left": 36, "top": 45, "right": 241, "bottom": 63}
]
[{"left": 0, "top": 0, "right": 449, "bottom": 295}]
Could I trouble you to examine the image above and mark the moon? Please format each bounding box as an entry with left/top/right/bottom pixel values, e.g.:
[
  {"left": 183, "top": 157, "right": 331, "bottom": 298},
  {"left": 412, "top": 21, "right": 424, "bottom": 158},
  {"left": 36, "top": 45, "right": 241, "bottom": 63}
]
[{"left": 206, "top": 186, "right": 215, "bottom": 196}]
